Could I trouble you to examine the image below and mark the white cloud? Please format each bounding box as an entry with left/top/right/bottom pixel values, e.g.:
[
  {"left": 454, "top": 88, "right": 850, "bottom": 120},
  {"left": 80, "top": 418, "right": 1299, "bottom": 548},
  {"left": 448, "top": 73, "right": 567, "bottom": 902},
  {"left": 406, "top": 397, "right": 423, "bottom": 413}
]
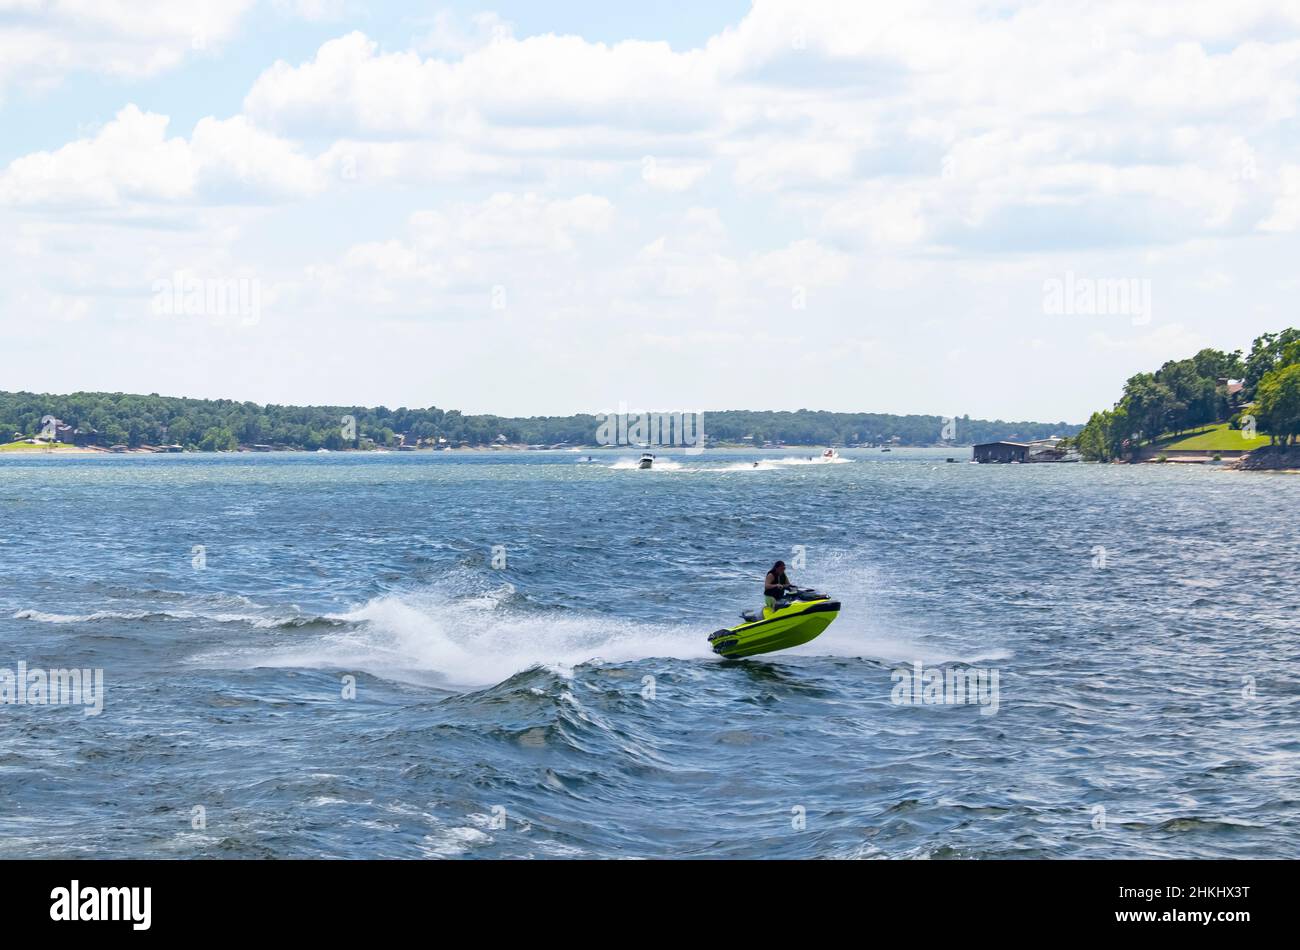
[
  {"left": 304, "top": 192, "right": 618, "bottom": 319},
  {"left": 9, "top": 1, "right": 1300, "bottom": 247},
  {"left": 1088, "top": 323, "right": 1210, "bottom": 359},
  {"left": 227, "top": 3, "right": 1300, "bottom": 253},
  {"left": 272, "top": 0, "right": 350, "bottom": 22},
  {"left": 243, "top": 30, "right": 720, "bottom": 141},
  {"left": 1259, "top": 164, "right": 1300, "bottom": 231},
  {"left": 751, "top": 239, "right": 853, "bottom": 289},
  {"left": 641, "top": 157, "right": 710, "bottom": 192},
  {"left": 0, "top": 0, "right": 255, "bottom": 94},
  {"left": 0, "top": 105, "right": 323, "bottom": 210},
  {"left": 412, "top": 10, "right": 514, "bottom": 57},
  {"left": 410, "top": 192, "right": 614, "bottom": 252}
]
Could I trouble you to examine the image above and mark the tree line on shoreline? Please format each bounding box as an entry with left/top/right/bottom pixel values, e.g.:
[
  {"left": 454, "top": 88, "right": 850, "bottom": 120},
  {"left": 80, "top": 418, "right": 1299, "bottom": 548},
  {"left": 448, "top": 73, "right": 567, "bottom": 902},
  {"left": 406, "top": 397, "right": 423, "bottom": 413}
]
[
  {"left": 0, "top": 392, "right": 1078, "bottom": 451},
  {"left": 1071, "top": 327, "right": 1300, "bottom": 461}
]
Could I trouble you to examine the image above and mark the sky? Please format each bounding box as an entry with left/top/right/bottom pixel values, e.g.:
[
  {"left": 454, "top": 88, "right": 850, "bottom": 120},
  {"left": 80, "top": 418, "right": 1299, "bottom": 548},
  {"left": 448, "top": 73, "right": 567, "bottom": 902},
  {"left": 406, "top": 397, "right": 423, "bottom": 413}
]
[{"left": 2, "top": 0, "right": 1299, "bottom": 423}]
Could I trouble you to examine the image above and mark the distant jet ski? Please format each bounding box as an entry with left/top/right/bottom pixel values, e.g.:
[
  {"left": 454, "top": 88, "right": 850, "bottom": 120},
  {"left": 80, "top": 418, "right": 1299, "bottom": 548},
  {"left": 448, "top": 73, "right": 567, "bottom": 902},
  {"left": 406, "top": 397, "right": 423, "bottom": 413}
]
[
  {"left": 821, "top": 448, "right": 839, "bottom": 460},
  {"left": 707, "top": 587, "right": 840, "bottom": 658}
]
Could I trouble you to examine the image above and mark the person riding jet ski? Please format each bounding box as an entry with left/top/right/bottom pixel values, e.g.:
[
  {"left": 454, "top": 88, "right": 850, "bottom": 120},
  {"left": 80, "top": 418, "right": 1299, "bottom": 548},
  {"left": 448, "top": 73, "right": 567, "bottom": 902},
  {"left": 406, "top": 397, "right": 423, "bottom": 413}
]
[
  {"left": 763, "top": 560, "right": 794, "bottom": 616},
  {"left": 708, "top": 561, "right": 840, "bottom": 658}
]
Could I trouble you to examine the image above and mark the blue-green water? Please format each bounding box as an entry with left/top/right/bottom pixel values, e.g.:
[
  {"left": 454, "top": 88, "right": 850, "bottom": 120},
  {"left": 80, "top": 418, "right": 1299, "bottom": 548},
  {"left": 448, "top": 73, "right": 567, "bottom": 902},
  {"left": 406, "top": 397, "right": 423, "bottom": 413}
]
[{"left": 1, "top": 449, "right": 1297, "bottom": 858}]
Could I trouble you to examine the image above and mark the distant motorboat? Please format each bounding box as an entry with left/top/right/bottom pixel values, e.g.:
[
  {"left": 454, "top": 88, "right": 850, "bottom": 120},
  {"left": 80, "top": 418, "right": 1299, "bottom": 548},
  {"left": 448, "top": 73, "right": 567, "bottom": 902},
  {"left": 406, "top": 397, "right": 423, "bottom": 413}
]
[
  {"left": 821, "top": 448, "right": 839, "bottom": 461},
  {"left": 638, "top": 452, "right": 655, "bottom": 470}
]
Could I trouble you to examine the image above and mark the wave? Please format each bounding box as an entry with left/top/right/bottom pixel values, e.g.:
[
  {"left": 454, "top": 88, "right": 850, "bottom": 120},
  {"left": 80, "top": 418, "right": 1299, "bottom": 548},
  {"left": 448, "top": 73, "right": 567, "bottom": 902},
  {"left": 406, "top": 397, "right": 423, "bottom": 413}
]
[
  {"left": 14, "top": 608, "right": 164, "bottom": 624},
  {"left": 771, "top": 456, "right": 850, "bottom": 466},
  {"left": 608, "top": 457, "right": 685, "bottom": 470},
  {"left": 13, "top": 602, "right": 341, "bottom": 630},
  {"left": 695, "top": 456, "right": 854, "bottom": 472},
  {"left": 15, "top": 550, "right": 1010, "bottom": 690},
  {"left": 771, "top": 550, "right": 1014, "bottom": 667},
  {"left": 190, "top": 550, "right": 1008, "bottom": 688},
  {"left": 706, "top": 461, "right": 780, "bottom": 472},
  {"left": 190, "top": 571, "right": 714, "bottom": 688},
  {"left": 607, "top": 455, "right": 850, "bottom": 473}
]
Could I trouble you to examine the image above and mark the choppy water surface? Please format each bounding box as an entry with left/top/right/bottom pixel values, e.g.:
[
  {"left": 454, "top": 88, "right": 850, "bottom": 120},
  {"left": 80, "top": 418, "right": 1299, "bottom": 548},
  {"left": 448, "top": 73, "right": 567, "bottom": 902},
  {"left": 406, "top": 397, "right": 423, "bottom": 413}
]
[{"left": 1, "top": 450, "right": 1296, "bottom": 858}]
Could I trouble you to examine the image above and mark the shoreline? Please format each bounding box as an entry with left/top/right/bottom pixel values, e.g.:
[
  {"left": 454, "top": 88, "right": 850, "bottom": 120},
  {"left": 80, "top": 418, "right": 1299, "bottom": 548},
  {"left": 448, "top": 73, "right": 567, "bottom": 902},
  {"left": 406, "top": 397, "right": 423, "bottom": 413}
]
[
  {"left": 5, "top": 442, "right": 1297, "bottom": 471},
  {"left": 1, "top": 443, "right": 933, "bottom": 455}
]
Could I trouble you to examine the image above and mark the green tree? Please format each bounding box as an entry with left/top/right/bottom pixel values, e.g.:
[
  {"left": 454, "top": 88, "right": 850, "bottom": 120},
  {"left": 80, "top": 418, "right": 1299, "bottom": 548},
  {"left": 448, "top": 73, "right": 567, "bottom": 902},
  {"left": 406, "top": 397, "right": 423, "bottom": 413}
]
[
  {"left": 199, "top": 426, "right": 238, "bottom": 451},
  {"left": 1120, "top": 374, "right": 1182, "bottom": 443},
  {"left": 1243, "top": 328, "right": 1300, "bottom": 399},
  {"left": 1075, "top": 411, "right": 1112, "bottom": 461},
  {"left": 1254, "top": 364, "right": 1300, "bottom": 445},
  {"left": 167, "top": 417, "right": 191, "bottom": 446}
]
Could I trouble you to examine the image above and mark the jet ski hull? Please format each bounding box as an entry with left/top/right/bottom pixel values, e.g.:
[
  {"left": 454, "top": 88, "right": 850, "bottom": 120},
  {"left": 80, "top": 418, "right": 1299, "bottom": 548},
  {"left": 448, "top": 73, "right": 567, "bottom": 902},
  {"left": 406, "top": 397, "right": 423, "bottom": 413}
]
[{"left": 708, "top": 597, "right": 840, "bottom": 658}]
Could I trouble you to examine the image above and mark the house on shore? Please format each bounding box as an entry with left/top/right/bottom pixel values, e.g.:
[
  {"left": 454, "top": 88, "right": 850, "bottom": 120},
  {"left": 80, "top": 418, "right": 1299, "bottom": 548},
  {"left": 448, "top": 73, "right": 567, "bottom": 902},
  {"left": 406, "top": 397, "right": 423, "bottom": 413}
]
[
  {"left": 50, "top": 421, "right": 98, "bottom": 446},
  {"left": 973, "top": 441, "right": 1029, "bottom": 463},
  {"left": 973, "top": 437, "right": 1079, "bottom": 463}
]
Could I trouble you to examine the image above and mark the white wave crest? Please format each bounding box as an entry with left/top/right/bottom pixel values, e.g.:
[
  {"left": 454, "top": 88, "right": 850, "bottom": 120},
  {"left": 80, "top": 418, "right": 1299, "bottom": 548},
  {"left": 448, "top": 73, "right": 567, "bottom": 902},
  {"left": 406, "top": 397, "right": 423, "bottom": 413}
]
[{"left": 191, "top": 577, "right": 713, "bottom": 688}]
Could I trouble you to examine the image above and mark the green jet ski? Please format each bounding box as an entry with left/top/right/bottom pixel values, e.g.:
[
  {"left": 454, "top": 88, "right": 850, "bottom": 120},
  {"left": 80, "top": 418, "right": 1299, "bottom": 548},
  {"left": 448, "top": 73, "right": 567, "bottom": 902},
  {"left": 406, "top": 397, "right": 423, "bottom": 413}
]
[{"left": 707, "top": 587, "right": 840, "bottom": 658}]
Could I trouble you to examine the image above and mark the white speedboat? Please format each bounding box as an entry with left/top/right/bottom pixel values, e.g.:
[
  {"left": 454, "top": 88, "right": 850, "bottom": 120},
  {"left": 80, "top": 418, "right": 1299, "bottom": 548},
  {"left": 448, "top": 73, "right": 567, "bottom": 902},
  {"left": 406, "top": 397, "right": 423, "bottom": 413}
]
[{"left": 638, "top": 452, "right": 655, "bottom": 470}]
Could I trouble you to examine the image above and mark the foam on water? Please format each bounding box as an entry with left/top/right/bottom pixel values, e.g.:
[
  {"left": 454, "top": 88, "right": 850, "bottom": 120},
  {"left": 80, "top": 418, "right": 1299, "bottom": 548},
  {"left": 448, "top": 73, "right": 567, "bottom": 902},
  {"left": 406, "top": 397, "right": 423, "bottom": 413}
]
[
  {"left": 14, "top": 596, "right": 324, "bottom": 630},
  {"left": 604, "top": 454, "right": 850, "bottom": 473},
  {"left": 706, "top": 460, "right": 780, "bottom": 472},
  {"left": 169, "top": 546, "right": 1007, "bottom": 687},
  {"left": 194, "top": 577, "right": 715, "bottom": 688},
  {"left": 199, "top": 550, "right": 997, "bottom": 686},
  {"left": 608, "top": 456, "right": 685, "bottom": 470},
  {"left": 784, "top": 550, "right": 1012, "bottom": 666},
  {"left": 771, "top": 456, "right": 850, "bottom": 466}
]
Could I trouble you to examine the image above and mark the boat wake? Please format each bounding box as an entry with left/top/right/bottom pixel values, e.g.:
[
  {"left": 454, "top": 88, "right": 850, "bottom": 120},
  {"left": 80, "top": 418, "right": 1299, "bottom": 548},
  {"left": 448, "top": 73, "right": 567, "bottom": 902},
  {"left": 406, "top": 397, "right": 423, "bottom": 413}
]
[
  {"left": 608, "top": 457, "right": 685, "bottom": 470},
  {"left": 769, "top": 550, "right": 1014, "bottom": 667},
  {"left": 168, "top": 549, "right": 1012, "bottom": 689},
  {"left": 190, "top": 575, "right": 714, "bottom": 688},
  {"left": 772, "top": 455, "right": 850, "bottom": 465},
  {"left": 12, "top": 594, "right": 339, "bottom": 630}
]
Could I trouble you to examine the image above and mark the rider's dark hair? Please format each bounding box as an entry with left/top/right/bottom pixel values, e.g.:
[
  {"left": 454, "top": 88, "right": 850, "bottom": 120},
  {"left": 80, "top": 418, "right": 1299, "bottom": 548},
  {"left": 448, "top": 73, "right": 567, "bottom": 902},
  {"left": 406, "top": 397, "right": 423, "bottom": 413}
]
[{"left": 770, "top": 561, "right": 786, "bottom": 577}]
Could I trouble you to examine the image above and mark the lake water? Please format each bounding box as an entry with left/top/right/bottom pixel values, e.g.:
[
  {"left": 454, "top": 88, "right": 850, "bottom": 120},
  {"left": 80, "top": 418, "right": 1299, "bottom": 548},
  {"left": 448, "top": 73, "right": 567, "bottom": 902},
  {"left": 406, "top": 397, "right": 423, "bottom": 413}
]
[{"left": 1, "top": 449, "right": 1296, "bottom": 858}]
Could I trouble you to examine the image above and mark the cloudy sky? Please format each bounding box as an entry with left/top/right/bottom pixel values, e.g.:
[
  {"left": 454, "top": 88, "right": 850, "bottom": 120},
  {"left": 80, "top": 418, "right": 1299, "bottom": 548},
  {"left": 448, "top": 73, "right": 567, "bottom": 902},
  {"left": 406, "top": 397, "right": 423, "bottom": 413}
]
[{"left": 2, "top": 0, "right": 1299, "bottom": 422}]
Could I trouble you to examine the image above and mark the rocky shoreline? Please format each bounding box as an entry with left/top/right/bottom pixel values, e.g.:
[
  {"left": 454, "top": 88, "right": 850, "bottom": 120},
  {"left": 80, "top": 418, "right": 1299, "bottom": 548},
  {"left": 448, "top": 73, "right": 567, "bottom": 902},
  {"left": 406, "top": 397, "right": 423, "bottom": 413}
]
[{"left": 1233, "top": 445, "right": 1300, "bottom": 471}]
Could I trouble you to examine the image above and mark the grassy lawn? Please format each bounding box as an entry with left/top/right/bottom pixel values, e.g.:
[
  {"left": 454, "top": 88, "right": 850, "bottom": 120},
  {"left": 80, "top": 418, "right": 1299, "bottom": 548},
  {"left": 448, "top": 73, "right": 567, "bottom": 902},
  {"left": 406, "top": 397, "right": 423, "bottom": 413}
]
[
  {"left": 0, "top": 440, "right": 89, "bottom": 452},
  {"left": 1151, "top": 423, "right": 1272, "bottom": 452}
]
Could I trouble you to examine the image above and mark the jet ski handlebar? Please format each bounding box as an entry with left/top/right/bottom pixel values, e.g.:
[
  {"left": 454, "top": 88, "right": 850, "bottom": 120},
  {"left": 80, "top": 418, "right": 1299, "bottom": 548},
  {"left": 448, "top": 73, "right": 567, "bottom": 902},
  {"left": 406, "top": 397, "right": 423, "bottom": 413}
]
[{"left": 781, "top": 586, "right": 827, "bottom": 601}]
